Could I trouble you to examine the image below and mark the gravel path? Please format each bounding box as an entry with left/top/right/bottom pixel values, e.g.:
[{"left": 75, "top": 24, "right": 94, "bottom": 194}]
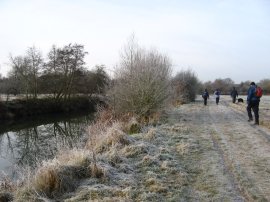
[{"left": 166, "top": 97, "right": 270, "bottom": 201}]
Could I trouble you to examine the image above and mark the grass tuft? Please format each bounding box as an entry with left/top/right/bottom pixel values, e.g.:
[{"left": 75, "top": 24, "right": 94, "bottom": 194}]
[
  {"left": 122, "top": 143, "right": 149, "bottom": 158},
  {"left": 90, "top": 163, "right": 104, "bottom": 178},
  {"left": 106, "top": 149, "right": 123, "bottom": 166},
  {"left": 33, "top": 166, "right": 61, "bottom": 196},
  {"left": 145, "top": 178, "right": 167, "bottom": 193},
  {"left": 141, "top": 155, "right": 158, "bottom": 167},
  {"left": 175, "top": 141, "right": 189, "bottom": 155},
  {"left": 93, "top": 122, "right": 131, "bottom": 153},
  {"left": 122, "top": 117, "right": 141, "bottom": 134},
  {"left": 144, "top": 127, "right": 157, "bottom": 140}
]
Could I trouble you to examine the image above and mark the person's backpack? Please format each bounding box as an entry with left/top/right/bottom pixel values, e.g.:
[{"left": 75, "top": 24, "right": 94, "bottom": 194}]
[
  {"left": 255, "top": 86, "right": 263, "bottom": 98},
  {"left": 202, "top": 92, "right": 207, "bottom": 98}
]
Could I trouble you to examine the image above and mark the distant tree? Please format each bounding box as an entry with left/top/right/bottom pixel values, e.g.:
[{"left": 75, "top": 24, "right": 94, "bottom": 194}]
[
  {"left": 203, "top": 81, "right": 214, "bottom": 93},
  {"left": 91, "top": 65, "right": 110, "bottom": 94},
  {"left": 238, "top": 81, "right": 251, "bottom": 95},
  {"left": 45, "top": 44, "right": 88, "bottom": 100},
  {"left": 258, "top": 79, "right": 270, "bottom": 94},
  {"left": 9, "top": 46, "right": 43, "bottom": 99},
  {"left": 9, "top": 55, "right": 31, "bottom": 98},
  {"left": 171, "top": 69, "right": 199, "bottom": 104},
  {"left": 0, "top": 75, "right": 21, "bottom": 101},
  {"left": 71, "top": 66, "right": 109, "bottom": 96},
  {"left": 26, "top": 46, "right": 44, "bottom": 98},
  {"left": 44, "top": 45, "right": 60, "bottom": 97},
  {"left": 212, "top": 78, "right": 234, "bottom": 94}
]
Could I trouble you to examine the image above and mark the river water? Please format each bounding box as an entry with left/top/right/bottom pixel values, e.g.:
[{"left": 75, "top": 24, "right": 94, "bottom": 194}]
[{"left": 0, "top": 113, "right": 94, "bottom": 179}]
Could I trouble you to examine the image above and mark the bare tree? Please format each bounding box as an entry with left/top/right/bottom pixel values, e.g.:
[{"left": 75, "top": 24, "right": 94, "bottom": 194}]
[
  {"left": 9, "top": 46, "right": 43, "bottom": 99},
  {"left": 111, "top": 37, "right": 172, "bottom": 117},
  {"left": 26, "top": 46, "right": 43, "bottom": 98},
  {"left": 9, "top": 55, "right": 31, "bottom": 98}
]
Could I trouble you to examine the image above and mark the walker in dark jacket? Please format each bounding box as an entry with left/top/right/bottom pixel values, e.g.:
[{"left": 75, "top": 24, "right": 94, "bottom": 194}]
[
  {"left": 231, "top": 87, "right": 238, "bottom": 103},
  {"left": 202, "top": 89, "right": 209, "bottom": 106},
  {"left": 214, "top": 89, "right": 221, "bottom": 105},
  {"left": 247, "top": 82, "right": 260, "bottom": 125}
]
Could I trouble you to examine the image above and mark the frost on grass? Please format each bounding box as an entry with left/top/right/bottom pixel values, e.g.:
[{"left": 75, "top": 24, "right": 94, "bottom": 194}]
[
  {"left": 7, "top": 108, "right": 197, "bottom": 201},
  {"left": 62, "top": 115, "right": 192, "bottom": 201}
]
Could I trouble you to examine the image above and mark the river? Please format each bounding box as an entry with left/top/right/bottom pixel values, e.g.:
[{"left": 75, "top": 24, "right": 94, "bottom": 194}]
[{"left": 0, "top": 112, "right": 94, "bottom": 179}]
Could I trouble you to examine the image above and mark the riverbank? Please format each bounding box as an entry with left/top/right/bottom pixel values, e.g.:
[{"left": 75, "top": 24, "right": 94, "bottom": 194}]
[{"left": 0, "top": 96, "right": 103, "bottom": 124}]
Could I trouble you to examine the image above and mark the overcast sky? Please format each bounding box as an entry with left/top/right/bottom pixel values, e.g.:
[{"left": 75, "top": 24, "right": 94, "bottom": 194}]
[{"left": 0, "top": 0, "right": 269, "bottom": 83}]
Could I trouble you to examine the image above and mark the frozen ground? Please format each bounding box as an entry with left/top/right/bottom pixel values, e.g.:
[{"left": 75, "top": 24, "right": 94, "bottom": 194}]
[
  {"left": 11, "top": 95, "right": 269, "bottom": 201},
  {"left": 62, "top": 95, "right": 270, "bottom": 201},
  {"left": 164, "top": 95, "right": 270, "bottom": 201}
]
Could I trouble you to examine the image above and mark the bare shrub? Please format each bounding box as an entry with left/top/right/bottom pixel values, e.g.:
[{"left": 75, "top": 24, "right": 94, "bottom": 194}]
[
  {"left": 171, "top": 69, "right": 199, "bottom": 104},
  {"left": 110, "top": 36, "right": 172, "bottom": 118}
]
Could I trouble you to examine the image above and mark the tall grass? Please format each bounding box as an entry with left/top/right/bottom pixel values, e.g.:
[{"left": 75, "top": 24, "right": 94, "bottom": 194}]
[{"left": 13, "top": 149, "right": 95, "bottom": 200}]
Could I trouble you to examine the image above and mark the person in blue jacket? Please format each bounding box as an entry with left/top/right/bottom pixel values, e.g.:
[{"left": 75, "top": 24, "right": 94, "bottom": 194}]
[
  {"left": 247, "top": 82, "right": 260, "bottom": 125},
  {"left": 202, "top": 89, "right": 209, "bottom": 106},
  {"left": 214, "top": 89, "right": 221, "bottom": 105}
]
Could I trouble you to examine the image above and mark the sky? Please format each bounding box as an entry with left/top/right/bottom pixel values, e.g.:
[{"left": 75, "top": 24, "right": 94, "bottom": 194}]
[{"left": 0, "top": 0, "right": 269, "bottom": 83}]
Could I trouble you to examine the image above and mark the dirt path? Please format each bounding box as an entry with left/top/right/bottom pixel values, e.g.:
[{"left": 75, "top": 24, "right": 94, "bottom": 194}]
[
  {"left": 63, "top": 97, "right": 270, "bottom": 201},
  {"left": 165, "top": 97, "right": 270, "bottom": 201}
]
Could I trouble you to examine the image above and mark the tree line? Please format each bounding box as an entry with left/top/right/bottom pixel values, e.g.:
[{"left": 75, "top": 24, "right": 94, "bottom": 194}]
[
  {"left": 0, "top": 39, "right": 270, "bottom": 119},
  {"left": 0, "top": 44, "right": 109, "bottom": 101},
  {"left": 201, "top": 78, "right": 270, "bottom": 95}
]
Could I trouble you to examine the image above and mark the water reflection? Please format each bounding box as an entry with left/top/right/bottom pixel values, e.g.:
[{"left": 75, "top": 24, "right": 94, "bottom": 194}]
[{"left": 0, "top": 114, "right": 93, "bottom": 178}]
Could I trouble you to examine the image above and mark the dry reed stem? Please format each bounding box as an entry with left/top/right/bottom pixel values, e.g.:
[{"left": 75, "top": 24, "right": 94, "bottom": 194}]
[{"left": 0, "top": 173, "right": 15, "bottom": 192}]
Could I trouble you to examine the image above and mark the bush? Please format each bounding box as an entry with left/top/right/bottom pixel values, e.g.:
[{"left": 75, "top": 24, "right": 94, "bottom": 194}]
[
  {"left": 110, "top": 37, "right": 171, "bottom": 118},
  {"left": 171, "top": 69, "right": 199, "bottom": 104}
]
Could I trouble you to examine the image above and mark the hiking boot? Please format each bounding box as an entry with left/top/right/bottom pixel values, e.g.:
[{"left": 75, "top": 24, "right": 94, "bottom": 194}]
[
  {"left": 248, "top": 119, "right": 253, "bottom": 122},
  {"left": 254, "top": 121, "right": 259, "bottom": 125}
]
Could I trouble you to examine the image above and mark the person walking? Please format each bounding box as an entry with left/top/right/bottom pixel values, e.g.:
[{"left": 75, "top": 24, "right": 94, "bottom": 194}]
[
  {"left": 247, "top": 82, "right": 260, "bottom": 125},
  {"left": 202, "top": 89, "right": 209, "bottom": 106},
  {"left": 214, "top": 89, "right": 221, "bottom": 105},
  {"left": 231, "top": 87, "right": 238, "bottom": 103}
]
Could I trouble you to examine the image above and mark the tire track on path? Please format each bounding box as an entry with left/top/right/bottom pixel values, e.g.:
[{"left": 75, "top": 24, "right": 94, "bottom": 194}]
[{"left": 207, "top": 99, "right": 270, "bottom": 201}]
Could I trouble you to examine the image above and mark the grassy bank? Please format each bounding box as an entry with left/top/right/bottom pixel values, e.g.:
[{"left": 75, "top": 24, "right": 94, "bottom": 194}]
[{"left": 0, "top": 109, "right": 163, "bottom": 201}]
